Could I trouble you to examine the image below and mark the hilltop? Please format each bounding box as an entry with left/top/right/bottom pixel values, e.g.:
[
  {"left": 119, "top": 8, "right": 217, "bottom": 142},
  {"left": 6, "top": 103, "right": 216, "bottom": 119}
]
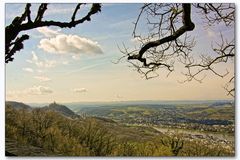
[
  {"left": 6, "top": 101, "right": 32, "bottom": 110},
  {"left": 6, "top": 101, "right": 78, "bottom": 119},
  {"left": 42, "top": 101, "right": 79, "bottom": 118}
]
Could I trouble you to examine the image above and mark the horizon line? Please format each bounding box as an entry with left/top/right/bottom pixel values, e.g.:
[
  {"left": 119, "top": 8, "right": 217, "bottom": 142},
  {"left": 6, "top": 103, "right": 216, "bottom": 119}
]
[{"left": 6, "top": 99, "right": 234, "bottom": 104}]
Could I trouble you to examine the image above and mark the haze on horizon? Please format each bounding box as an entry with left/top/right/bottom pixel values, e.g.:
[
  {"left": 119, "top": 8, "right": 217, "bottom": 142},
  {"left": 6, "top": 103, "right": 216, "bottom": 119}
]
[{"left": 6, "top": 4, "right": 234, "bottom": 103}]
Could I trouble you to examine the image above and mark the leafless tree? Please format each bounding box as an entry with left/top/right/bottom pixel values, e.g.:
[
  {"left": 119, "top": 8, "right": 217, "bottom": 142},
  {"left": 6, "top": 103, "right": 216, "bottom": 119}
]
[
  {"left": 5, "top": 3, "right": 101, "bottom": 63},
  {"left": 120, "top": 3, "right": 235, "bottom": 96}
]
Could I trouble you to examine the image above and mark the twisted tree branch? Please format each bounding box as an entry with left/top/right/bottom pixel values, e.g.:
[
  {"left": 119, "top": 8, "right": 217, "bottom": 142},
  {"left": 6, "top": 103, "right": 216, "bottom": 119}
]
[
  {"left": 128, "top": 4, "right": 195, "bottom": 67},
  {"left": 5, "top": 3, "right": 101, "bottom": 63}
]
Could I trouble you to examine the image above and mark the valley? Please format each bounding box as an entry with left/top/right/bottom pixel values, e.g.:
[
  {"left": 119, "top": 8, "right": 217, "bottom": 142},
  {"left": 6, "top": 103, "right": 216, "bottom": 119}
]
[{"left": 5, "top": 100, "right": 235, "bottom": 156}]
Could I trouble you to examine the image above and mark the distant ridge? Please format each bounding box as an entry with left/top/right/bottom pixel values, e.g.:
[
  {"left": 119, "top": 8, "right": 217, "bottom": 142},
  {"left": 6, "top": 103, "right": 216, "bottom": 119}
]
[
  {"left": 42, "top": 101, "right": 79, "bottom": 118},
  {"left": 209, "top": 101, "right": 234, "bottom": 107},
  {"left": 27, "top": 99, "right": 234, "bottom": 108},
  {"left": 6, "top": 101, "right": 79, "bottom": 118},
  {"left": 6, "top": 101, "right": 32, "bottom": 110}
]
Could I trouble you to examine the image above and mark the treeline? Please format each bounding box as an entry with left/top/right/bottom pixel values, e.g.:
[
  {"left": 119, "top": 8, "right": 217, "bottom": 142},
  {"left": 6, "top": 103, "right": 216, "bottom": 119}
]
[{"left": 6, "top": 105, "right": 234, "bottom": 156}]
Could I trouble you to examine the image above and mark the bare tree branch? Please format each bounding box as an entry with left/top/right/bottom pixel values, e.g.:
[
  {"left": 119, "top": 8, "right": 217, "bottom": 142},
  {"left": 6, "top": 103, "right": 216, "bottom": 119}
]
[
  {"left": 119, "top": 3, "right": 234, "bottom": 96},
  {"left": 71, "top": 3, "right": 84, "bottom": 22},
  {"left": 183, "top": 34, "right": 234, "bottom": 86},
  {"left": 128, "top": 4, "right": 195, "bottom": 66},
  {"left": 34, "top": 3, "right": 48, "bottom": 22},
  {"left": 5, "top": 3, "right": 101, "bottom": 63}
]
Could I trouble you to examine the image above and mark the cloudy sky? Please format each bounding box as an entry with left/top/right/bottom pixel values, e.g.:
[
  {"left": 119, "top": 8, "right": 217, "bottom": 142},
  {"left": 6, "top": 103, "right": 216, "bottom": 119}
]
[{"left": 5, "top": 3, "right": 234, "bottom": 103}]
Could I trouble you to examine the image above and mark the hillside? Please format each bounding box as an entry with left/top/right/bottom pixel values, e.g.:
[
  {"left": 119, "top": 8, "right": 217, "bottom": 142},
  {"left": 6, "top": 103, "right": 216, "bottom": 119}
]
[
  {"left": 6, "top": 101, "right": 32, "bottom": 110},
  {"left": 6, "top": 101, "right": 79, "bottom": 119},
  {"left": 6, "top": 138, "right": 55, "bottom": 156},
  {"left": 42, "top": 102, "right": 79, "bottom": 118},
  {"left": 5, "top": 103, "right": 234, "bottom": 156}
]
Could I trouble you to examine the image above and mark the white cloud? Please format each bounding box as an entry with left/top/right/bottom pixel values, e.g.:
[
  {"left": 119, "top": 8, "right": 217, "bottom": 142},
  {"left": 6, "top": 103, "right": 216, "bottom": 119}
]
[
  {"left": 131, "top": 37, "right": 141, "bottom": 43},
  {"left": 38, "top": 34, "right": 103, "bottom": 55},
  {"left": 37, "top": 69, "right": 43, "bottom": 73},
  {"left": 116, "top": 94, "right": 123, "bottom": 99},
  {"left": 62, "top": 61, "right": 69, "bottom": 65},
  {"left": 73, "top": 88, "right": 87, "bottom": 93},
  {"left": 26, "top": 59, "right": 33, "bottom": 63},
  {"left": 37, "top": 60, "right": 57, "bottom": 68},
  {"left": 34, "top": 76, "right": 51, "bottom": 82},
  {"left": 23, "top": 68, "right": 34, "bottom": 73},
  {"left": 72, "top": 55, "right": 80, "bottom": 60},
  {"left": 27, "top": 51, "right": 57, "bottom": 68},
  {"left": 27, "top": 86, "right": 53, "bottom": 95},
  {"left": 32, "top": 51, "right": 39, "bottom": 61},
  {"left": 7, "top": 85, "right": 53, "bottom": 98},
  {"left": 37, "top": 27, "right": 60, "bottom": 37},
  {"left": 7, "top": 90, "right": 25, "bottom": 98}
]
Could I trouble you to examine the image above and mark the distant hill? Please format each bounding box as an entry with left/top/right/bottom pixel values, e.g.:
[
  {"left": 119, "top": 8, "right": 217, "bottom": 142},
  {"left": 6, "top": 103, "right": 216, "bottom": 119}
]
[
  {"left": 209, "top": 101, "right": 234, "bottom": 107},
  {"left": 42, "top": 102, "right": 79, "bottom": 118},
  {"left": 6, "top": 101, "right": 32, "bottom": 110}
]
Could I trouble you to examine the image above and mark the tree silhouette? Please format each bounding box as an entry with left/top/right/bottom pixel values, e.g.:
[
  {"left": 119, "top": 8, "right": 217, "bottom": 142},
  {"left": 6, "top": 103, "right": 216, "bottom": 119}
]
[
  {"left": 5, "top": 3, "right": 101, "bottom": 63},
  {"left": 120, "top": 3, "right": 234, "bottom": 96},
  {"left": 5, "top": 3, "right": 235, "bottom": 96}
]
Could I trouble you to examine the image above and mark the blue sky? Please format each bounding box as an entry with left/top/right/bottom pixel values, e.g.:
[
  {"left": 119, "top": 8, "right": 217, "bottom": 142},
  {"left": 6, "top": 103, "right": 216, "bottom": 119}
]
[{"left": 5, "top": 3, "right": 234, "bottom": 103}]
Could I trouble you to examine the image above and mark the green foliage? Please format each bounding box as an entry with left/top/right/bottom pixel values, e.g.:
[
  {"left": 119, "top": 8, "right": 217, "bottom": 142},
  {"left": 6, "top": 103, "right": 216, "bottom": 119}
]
[
  {"left": 179, "top": 140, "right": 233, "bottom": 156},
  {"left": 160, "top": 135, "right": 184, "bottom": 156},
  {"left": 78, "top": 118, "right": 116, "bottom": 156},
  {"left": 6, "top": 106, "right": 117, "bottom": 156},
  {"left": 5, "top": 105, "right": 234, "bottom": 156}
]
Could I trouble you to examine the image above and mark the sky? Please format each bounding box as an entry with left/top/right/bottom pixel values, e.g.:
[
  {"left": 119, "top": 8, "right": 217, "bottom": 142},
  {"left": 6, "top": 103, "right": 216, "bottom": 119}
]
[{"left": 5, "top": 3, "right": 235, "bottom": 103}]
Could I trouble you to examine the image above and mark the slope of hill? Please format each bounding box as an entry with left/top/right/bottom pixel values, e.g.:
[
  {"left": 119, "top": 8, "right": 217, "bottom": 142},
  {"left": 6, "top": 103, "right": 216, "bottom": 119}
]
[
  {"left": 6, "top": 101, "right": 79, "bottom": 119},
  {"left": 42, "top": 102, "right": 79, "bottom": 118},
  {"left": 5, "top": 102, "right": 234, "bottom": 156},
  {"left": 5, "top": 138, "right": 55, "bottom": 156},
  {"left": 6, "top": 101, "right": 32, "bottom": 110}
]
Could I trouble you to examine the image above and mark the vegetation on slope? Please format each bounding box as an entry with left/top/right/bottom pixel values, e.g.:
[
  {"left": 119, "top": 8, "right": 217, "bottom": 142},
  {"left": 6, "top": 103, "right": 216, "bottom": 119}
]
[{"left": 6, "top": 104, "right": 234, "bottom": 156}]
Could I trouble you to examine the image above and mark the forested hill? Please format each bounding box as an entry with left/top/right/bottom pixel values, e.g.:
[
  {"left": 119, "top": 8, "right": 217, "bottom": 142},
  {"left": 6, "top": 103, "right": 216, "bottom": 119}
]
[
  {"left": 42, "top": 102, "right": 79, "bottom": 118},
  {"left": 6, "top": 104, "right": 234, "bottom": 156},
  {"left": 6, "top": 101, "right": 78, "bottom": 118},
  {"left": 6, "top": 101, "right": 31, "bottom": 110}
]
